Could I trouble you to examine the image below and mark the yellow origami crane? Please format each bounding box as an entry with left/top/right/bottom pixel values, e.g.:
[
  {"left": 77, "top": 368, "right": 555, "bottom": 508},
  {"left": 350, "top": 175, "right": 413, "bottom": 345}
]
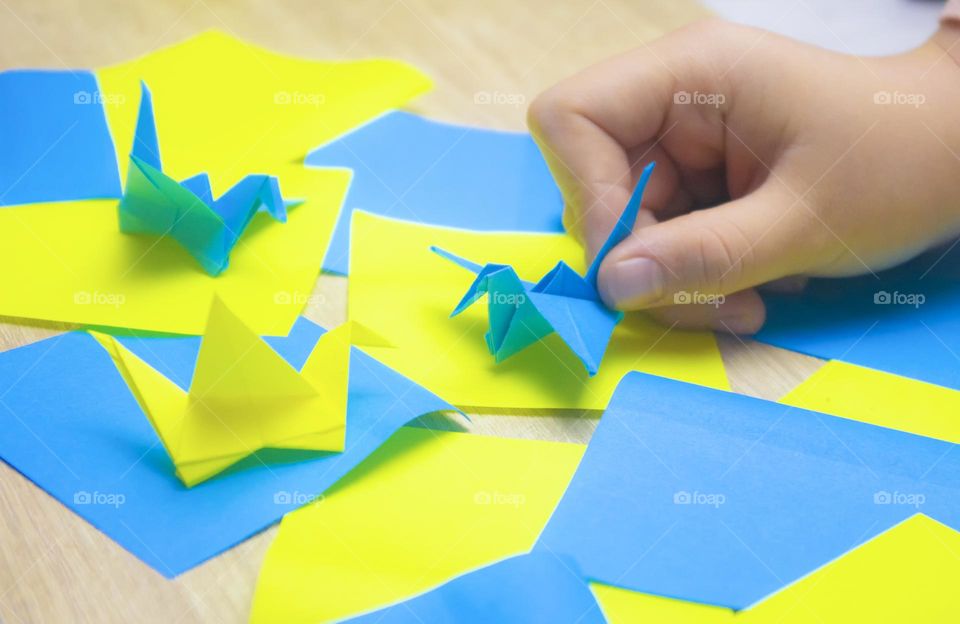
[{"left": 92, "top": 297, "right": 385, "bottom": 487}]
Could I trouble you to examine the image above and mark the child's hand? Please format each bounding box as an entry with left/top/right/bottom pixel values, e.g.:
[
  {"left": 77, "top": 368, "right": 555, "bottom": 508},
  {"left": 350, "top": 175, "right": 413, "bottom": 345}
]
[{"left": 528, "top": 18, "right": 960, "bottom": 333}]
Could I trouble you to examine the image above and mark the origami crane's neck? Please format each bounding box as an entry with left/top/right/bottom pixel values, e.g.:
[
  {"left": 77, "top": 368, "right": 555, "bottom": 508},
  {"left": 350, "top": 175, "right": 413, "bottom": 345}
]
[
  {"left": 583, "top": 161, "right": 655, "bottom": 289},
  {"left": 132, "top": 81, "right": 162, "bottom": 171}
]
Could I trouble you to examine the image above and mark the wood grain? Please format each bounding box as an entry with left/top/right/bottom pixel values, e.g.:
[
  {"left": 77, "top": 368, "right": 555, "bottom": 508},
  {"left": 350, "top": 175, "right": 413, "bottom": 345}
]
[{"left": 0, "top": 1, "right": 825, "bottom": 622}]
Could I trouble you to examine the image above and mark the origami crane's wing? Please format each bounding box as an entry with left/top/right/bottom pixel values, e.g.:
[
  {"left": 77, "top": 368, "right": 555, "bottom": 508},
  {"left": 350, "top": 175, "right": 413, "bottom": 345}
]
[{"left": 526, "top": 291, "right": 620, "bottom": 375}]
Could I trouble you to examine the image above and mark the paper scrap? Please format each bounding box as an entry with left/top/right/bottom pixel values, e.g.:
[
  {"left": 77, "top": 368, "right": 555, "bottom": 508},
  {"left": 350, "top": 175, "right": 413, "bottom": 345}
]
[
  {"left": 757, "top": 245, "right": 960, "bottom": 390},
  {"left": 432, "top": 162, "right": 653, "bottom": 375},
  {"left": 0, "top": 318, "right": 454, "bottom": 576},
  {"left": 305, "top": 110, "right": 563, "bottom": 274},
  {"left": 535, "top": 371, "right": 960, "bottom": 609},
  {"left": 595, "top": 514, "right": 960, "bottom": 623},
  {"left": 348, "top": 210, "right": 728, "bottom": 410},
  {"left": 343, "top": 553, "right": 605, "bottom": 624},
  {"left": 250, "top": 427, "right": 584, "bottom": 623},
  {"left": 119, "top": 82, "right": 299, "bottom": 275},
  {"left": 781, "top": 360, "right": 960, "bottom": 444},
  {"left": 0, "top": 69, "right": 121, "bottom": 206}
]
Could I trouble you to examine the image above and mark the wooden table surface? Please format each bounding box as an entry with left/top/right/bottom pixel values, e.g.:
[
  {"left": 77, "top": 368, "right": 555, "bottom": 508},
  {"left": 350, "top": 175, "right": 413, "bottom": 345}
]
[{"left": 0, "top": 1, "right": 825, "bottom": 622}]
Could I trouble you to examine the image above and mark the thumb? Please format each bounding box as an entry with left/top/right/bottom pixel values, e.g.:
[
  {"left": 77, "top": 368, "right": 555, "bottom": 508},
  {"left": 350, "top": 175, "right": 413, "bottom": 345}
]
[{"left": 598, "top": 184, "right": 817, "bottom": 310}]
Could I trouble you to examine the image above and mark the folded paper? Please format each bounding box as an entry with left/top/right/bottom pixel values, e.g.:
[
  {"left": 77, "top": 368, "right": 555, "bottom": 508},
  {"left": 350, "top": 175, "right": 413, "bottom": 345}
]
[
  {"left": 595, "top": 514, "right": 960, "bottom": 623},
  {"left": 757, "top": 245, "right": 960, "bottom": 390},
  {"left": 118, "top": 82, "right": 299, "bottom": 275},
  {"left": 348, "top": 209, "right": 727, "bottom": 411},
  {"left": 781, "top": 360, "right": 960, "bottom": 444},
  {"left": 0, "top": 69, "right": 121, "bottom": 206},
  {"left": 431, "top": 162, "right": 652, "bottom": 375},
  {"left": 0, "top": 318, "right": 454, "bottom": 576},
  {"left": 535, "top": 371, "right": 960, "bottom": 609},
  {"left": 251, "top": 427, "right": 584, "bottom": 623},
  {"left": 305, "top": 110, "right": 564, "bottom": 274},
  {"left": 92, "top": 298, "right": 385, "bottom": 486},
  {"left": 343, "top": 553, "right": 605, "bottom": 624}
]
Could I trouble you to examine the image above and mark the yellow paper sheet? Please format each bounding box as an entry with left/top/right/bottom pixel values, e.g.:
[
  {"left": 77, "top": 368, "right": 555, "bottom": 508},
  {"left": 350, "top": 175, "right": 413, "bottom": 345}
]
[
  {"left": 781, "top": 360, "right": 960, "bottom": 443},
  {"left": 348, "top": 211, "right": 729, "bottom": 410},
  {"left": 595, "top": 514, "right": 960, "bottom": 623},
  {"left": 96, "top": 30, "right": 433, "bottom": 182},
  {"left": 0, "top": 166, "right": 348, "bottom": 334},
  {"left": 249, "top": 427, "right": 584, "bottom": 623}
]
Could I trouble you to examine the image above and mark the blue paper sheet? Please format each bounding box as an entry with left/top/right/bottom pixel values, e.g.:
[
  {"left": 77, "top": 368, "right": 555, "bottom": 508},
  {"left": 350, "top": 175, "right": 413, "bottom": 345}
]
[
  {"left": 343, "top": 553, "right": 605, "bottom": 624},
  {"left": 431, "top": 162, "right": 654, "bottom": 375},
  {"left": 305, "top": 110, "right": 564, "bottom": 274},
  {"left": 0, "top": 70, "right": 121, "bottom": 206},
  {"left": 0, "top": 318, "right": 454, "bottom": 577},
  {"left": 535, "top": 371, "right": 960, "bottom": 609},
  {"left": 757, "top": 245, "right": 960, "bottom": 389}
]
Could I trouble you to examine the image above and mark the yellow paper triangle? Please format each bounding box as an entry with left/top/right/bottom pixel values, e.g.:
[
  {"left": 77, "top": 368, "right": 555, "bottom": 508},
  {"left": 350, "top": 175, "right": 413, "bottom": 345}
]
[
  {"left": 190, "top": 296, "right": 318, "bottom": 404},
  {"left": 594, "top": 514, "right": 960, "bottom": 623},
  {"left": 780, "top": 360, "right": 960, "bottom": 443}
]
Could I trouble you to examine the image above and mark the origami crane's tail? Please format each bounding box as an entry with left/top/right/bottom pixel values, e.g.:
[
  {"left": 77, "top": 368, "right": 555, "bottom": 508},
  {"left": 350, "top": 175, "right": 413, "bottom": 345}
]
[
  {"left": 214, "top": 174, "right": 289, "bottom": 232},
  {"left": 430, "top": 246, "right": 484, "bottom": 274}
]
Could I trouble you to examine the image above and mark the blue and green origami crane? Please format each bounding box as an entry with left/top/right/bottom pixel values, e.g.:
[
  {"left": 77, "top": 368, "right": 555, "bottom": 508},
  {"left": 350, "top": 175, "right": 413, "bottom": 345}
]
[
  {"left": 432, "top": 161, "right": 654, "bottom": 375},
  {"left": 119, "top": 82, "right": 299, "bottom": 275}
]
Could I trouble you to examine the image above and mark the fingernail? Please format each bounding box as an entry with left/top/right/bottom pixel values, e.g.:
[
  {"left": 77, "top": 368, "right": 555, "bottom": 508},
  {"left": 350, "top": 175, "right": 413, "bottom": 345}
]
[{"left": 601, "top": 258, "right": 666, "bottom": 308}]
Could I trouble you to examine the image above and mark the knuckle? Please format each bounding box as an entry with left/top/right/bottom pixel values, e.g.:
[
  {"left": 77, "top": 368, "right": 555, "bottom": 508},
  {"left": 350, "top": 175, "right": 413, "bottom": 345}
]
[
  {"left": 527, "top": 88, "right": 572, "bottom": 135},
  {"left": 782, "top": 198, "right": 840, "bottom": 268},
  {"left": 690, "top": 222, "right": 754, "bottom": 293},
  {"left": 527, "top": 86, "right": 596, "bottom": 141}
]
